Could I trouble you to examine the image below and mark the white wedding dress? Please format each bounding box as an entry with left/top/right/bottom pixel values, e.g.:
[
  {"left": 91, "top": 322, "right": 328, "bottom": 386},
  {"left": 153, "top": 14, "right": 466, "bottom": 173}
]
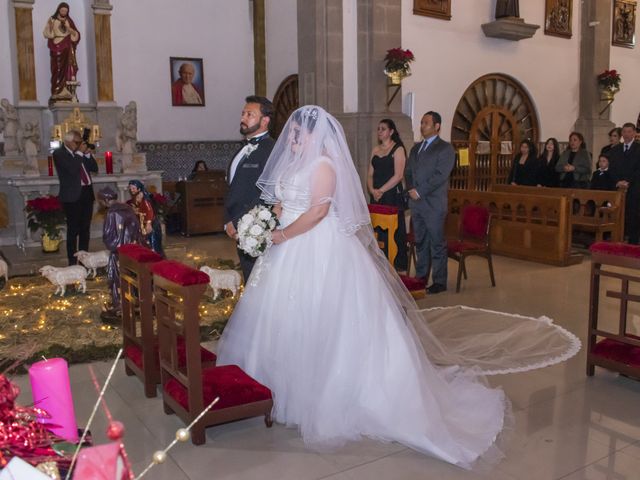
[
  {"left": 217, "top": 160, "right": 507, "bottom": 469},
  {"left": 218, "top": 106, "right": 579, "bottom": 469}
]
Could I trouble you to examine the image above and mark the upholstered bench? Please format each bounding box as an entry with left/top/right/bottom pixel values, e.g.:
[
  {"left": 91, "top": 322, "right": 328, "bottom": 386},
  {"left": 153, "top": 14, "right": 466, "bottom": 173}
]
[
  {"left": 118, "top": 244, "right": 164, "bottom": 397},
  {"left": 399, "top": 274, "right": 426, "bottom": 299},
  {"left": 152, "top": 260, "right": 273, "bottom": 445},
  {"left": 587, "top": 242, "right": 640, "bottom": 379}
]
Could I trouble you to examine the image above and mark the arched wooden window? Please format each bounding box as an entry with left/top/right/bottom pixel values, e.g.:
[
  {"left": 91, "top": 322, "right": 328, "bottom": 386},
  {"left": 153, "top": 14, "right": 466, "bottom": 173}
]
[
  {"left": 450, "top": 74, "right": 539, "bottom": 191},
  {"left": 272, "top": 74, "right": 299, "bottom": 138}
]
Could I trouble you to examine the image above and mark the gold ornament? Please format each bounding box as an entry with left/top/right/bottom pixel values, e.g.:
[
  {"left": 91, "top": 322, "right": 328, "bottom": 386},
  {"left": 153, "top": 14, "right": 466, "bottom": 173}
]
[
  {"left": 152, "top": 450, "right": 167, "bottom": 464},
  {"left": 176, "top": 428, "right": 190, "bottom": 442},
  {"left": 36, "top": 461, "right": 61, "bottom": 479}
]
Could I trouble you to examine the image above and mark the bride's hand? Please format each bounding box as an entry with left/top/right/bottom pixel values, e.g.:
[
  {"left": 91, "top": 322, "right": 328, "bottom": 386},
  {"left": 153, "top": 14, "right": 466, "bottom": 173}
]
[{"left": 272, "top": 229, "right": 287, "bottom": 244}]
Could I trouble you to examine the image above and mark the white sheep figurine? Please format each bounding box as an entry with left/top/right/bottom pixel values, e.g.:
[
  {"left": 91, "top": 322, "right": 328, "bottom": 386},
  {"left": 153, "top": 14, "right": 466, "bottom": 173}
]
[
  {"left": 199, "top": 266, "right": 242, "bottom": 300},
  {"left": 0, "top": 258, "right": 7, "bottom": 286},
  {"left": 39, "top": 265, "right": 88, "bottom": 296},
  {"left": 74, "top": 250, "right": 110, "bottom": 278}
]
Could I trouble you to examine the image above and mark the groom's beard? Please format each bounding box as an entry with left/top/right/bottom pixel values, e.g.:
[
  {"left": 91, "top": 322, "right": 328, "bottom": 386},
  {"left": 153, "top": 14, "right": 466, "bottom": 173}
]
[{"left": 240, "top": 122, "right": 261, "bottom": 137}]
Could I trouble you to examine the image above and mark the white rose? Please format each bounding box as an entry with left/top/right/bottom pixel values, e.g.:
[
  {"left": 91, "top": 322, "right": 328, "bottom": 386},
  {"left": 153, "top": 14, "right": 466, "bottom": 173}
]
[
  {"left": 238, "top": 223, "right": 249, "bottom": 234},
  {"left": 249, "top": 225, "right": 264, "bottom": 236},
  {"left": 268, "top": 219, "right": 276, "bottom": 229},
  {"left": 245, "top": 237, "right": 259, "bottom": 248},
  {"left": 258, "top": 209, "right": 272, "bottom": 221},
  {"left": 241, "top": 213, "right": 253, "bottom": 224}
]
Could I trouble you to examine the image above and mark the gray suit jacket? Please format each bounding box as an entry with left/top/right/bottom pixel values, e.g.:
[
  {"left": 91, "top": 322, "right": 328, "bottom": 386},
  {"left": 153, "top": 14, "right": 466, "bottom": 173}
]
[{"left": 404, "top": 136, "right": 455, "bottom": 216}]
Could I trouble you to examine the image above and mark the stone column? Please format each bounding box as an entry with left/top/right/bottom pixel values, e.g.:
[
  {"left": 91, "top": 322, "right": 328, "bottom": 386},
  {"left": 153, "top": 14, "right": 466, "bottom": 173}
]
[
  {"left": 92, "top": 0, "right": 115, "bottom": 103},
  {"left": 12, "top": 0, "right": 37, "bottom": 102},
  {"left": 574, "top": 0, "right": 615, "bottom": 157},
  {"left": 253, "top": 0, "right": 267, "bottom": 97}
]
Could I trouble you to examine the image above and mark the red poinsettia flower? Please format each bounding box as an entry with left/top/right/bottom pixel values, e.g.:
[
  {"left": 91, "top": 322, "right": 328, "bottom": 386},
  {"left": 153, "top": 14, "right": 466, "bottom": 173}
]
[
  {"left": 384, "top": 47, "right": 415, "bottom": 73},
  {"left": 25, "top": 195, "right": 65, "bottom": 239}
]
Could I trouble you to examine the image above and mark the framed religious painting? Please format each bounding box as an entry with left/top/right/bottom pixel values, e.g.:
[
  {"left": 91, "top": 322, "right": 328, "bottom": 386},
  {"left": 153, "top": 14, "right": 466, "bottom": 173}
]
[
  {"left": 544, "top": 0, "right": 572, "bottom": 38},
  {"left": 612, "top": 0, "right": 636, "bottom": 48},
  {"left": 170, "top": 57, "right": 205, "bottom": 106},
  {"left": 413, "top": 0, "right": 451, "bottom": 21}
]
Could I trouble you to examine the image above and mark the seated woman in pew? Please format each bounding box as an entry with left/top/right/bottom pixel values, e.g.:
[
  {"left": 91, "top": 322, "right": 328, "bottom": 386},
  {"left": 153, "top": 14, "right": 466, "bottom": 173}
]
[
  {"left": 556, "top": 131, "right": 592, "bottom": 189},
  {"left": 507, "top": 139, "right": 538, "bottom": 186},
  {"left": 537, "top": 137, "right": 560, "bottom": 187}
]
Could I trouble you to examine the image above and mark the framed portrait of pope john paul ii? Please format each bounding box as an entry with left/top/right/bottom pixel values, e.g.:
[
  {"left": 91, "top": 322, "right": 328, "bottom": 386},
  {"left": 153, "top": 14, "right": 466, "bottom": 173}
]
[{"left": 170, "top": 57, "right": 205, "bottom": 106}]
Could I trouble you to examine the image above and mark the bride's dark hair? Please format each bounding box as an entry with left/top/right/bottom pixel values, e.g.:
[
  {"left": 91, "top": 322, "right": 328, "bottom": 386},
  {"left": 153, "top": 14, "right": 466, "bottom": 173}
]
[{"left": 292, "top": 107, "right": 319, "bottom": 132}]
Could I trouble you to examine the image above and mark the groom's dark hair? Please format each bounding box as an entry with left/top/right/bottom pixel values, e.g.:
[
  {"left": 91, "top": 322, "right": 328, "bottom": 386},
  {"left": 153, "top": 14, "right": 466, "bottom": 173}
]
[{"left": 246, "top": 95, "right": 274, "bottom": 122}]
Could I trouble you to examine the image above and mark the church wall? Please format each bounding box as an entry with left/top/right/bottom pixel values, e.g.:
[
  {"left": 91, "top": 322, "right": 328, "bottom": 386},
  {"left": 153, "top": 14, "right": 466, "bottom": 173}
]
[
  {"left": 610, "top": 39, "right": 640, "bottom": 127},
  {"left": 401, "top": 0, "right": 582, "bottom": 144},
  {"left": 265, "top": 0, "right": 299, "bottom": 100}
]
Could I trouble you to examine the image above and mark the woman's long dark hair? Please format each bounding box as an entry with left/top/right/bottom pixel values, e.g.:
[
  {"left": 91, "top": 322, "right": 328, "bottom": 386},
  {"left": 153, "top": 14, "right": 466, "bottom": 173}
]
[
  {"left": 518, "top": 139, "right": 537, "bottom": 160},
  {"left": 569, "top": 131, "right": 587, "bottom": 150},
  {"left": 379, "top": 119, "right": 405, "bottom": 152},
  {"left": 192, "top": 160, "right": 208, "bottom": 173},
  {"left": 541, "top": 137, "right": 560, "bottom": 163}
]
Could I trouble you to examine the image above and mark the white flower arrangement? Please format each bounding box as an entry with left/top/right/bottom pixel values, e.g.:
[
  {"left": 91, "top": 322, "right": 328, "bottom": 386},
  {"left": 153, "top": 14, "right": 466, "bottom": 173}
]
[{"left": 237, "top": 205, "right": 279, "bottom": 257}]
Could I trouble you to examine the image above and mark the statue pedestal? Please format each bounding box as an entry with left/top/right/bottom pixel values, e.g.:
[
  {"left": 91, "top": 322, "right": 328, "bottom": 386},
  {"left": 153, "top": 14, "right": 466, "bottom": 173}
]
[{"left": 482, "top": 18, "right": 540, "bottom": 41}]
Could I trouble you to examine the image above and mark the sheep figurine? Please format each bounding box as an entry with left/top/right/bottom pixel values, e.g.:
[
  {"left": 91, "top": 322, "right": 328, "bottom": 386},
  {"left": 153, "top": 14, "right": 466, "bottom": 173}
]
[
  {"left": 199, "top": 266, "right": 242, "bottom": 300},
  {"left": 0, "top": 258, "right": 7, "bottom": 288},
  {"left": 39, "top": 265, "right": 88, "bottom": 296},
  {"left": 74, "top": 250, "right": 110, "bottom": 278}
]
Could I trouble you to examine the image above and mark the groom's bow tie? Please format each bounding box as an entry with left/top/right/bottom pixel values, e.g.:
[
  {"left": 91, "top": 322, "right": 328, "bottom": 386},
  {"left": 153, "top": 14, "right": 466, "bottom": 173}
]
[{"left": 243, "top": 137, "right": 261, "bottom": 146}]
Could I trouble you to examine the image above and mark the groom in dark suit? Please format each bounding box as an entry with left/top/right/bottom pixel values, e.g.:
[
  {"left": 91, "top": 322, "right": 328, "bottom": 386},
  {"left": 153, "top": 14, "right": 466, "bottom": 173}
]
[
  {"left": 53, "top": 130, "right": 98, "bottom": 265},
  {"left": 405, "top": 111, "right": 455, "bottom": 294},
  {"left": 224, "top": 96, "right": 275, "bottom": 281}
]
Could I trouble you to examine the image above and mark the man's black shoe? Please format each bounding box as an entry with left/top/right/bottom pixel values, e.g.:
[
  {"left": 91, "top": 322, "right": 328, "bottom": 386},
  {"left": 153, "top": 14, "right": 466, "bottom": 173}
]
[{"left": 426, "top": 283, "right": 447, "bottom": 294}]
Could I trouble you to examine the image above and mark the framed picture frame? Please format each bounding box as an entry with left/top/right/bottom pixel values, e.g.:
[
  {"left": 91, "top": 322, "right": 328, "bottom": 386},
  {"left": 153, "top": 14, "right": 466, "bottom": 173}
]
[
  {"left": 413, "top": 0, "right": 451, "bottom": 21},
  {"left": 170, "top": 57, "right": 205, "bottom": 106},
  {"left": 544, "top": 0, "right": 572, "bottom": 38},
  {"left": 612, "top": 0, "right": 636, "bottom": 48}
]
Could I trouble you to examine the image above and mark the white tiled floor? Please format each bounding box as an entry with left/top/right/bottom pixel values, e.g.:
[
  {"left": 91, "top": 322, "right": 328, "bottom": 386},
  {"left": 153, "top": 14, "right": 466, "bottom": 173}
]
[{"left": 10, "top": 234, "right": 640, "bottom": 479}]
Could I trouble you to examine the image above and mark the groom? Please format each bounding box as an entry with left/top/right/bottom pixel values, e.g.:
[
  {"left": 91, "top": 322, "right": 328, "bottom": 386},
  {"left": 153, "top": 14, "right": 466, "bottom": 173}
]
[{"left": 224, "top": 95, "right": 275, "bottom": 281}]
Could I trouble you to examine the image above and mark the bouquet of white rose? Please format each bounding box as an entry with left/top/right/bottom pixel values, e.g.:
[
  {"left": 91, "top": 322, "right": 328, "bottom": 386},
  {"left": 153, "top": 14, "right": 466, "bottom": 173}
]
[{"left": 237, "top": 205, "right": 280, "bottom": 257}]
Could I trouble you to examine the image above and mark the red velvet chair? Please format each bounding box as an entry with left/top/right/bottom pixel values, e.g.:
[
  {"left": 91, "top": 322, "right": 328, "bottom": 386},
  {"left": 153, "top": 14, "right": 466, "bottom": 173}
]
[
  {"left": 152, "top": 260, "right": 273, "bottom": 445},
  {"left": 447, "top": 204, "right": 496, "bottom": 293}
]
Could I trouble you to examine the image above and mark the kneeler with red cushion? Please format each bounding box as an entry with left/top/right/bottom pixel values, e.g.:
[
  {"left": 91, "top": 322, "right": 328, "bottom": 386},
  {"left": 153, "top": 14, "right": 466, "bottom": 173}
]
[
  {"left": 587, "top": 242, "right": 640, "bottom": 379},
  {"left": 152, "top": 260, "right": 273, "bottom": 445}
]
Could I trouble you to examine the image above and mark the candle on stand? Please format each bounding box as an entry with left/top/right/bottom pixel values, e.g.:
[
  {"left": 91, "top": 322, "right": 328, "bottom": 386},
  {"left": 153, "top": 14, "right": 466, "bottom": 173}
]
[
  {"left": 105, "top": 151, "right": 113, "bottom": 174},
  {"left": 47, "top": 156, "right": 54, "bottom": 176},
  {"left": 28, "top": 358, "right": 79, "bottom": 442}
]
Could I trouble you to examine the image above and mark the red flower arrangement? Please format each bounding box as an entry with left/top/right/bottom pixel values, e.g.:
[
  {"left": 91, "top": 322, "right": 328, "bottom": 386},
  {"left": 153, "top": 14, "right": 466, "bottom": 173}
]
[
  {"left": 384, "top": 47, "right": 415, "bottom": 74},
  {"left": 25, "top": 195, "right": 66, "bottom": 239},
  {"left": 597, "top": 69, "right": 621, "bottom": 90}
]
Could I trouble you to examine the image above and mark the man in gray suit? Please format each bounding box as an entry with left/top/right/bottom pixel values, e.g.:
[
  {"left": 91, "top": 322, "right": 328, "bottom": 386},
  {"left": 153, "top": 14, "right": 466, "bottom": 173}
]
[{"left": 405, "top": 111, "right": 455, "bottom": 294}]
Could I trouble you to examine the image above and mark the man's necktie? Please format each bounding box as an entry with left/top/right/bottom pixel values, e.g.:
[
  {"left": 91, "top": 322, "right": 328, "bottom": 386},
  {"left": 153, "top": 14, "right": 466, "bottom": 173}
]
[
  {"left": 625, "top": 144, "right": 630, "bottom": 153},
  {"left": 79, "top": 163, "right": 90, "bottom": 186},
  {"left": 418, "top": 140, "right": 428, "bottom": 154}
]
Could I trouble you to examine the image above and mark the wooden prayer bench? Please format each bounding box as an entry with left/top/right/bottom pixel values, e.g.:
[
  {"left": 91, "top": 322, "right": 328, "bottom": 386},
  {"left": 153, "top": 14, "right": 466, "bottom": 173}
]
[
  {"left": 152, "top": 260, "right": 273, "bottom": 445},
  {"left": 491, "top": 185, "right": 626, "bottom": 243},
  {"left": 587, "top": 242, "right": 640, "bottom": 379},
  {"left": 120, "top": 245, "right": 216, "bottom": 398},
  {"left": 447, "top": 190, "right": 581, "bottom": 266}
]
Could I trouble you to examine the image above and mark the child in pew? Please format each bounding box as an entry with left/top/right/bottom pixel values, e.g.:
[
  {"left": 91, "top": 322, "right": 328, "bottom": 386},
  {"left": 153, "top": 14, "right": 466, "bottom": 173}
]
[{"left": 590, "top": 154, "right": 617, "bottom": 192}]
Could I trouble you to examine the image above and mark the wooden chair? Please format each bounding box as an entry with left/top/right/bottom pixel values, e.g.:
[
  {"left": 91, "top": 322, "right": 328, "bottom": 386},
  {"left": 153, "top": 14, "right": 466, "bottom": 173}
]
[
  {"left": 152, "top": 260, "right": 273, "bottom": 445},
  {"left": 447, "top": 204, "right": 496, "bottom": 293},
  {"left": 587, "top": 242, "right": 640, "bottom": 379},
  {"left": 368, "top": 204, "right": 399, "bottom": 266},
  {"left": 119, "top": 244, "right": 164, "bottom": 398}
]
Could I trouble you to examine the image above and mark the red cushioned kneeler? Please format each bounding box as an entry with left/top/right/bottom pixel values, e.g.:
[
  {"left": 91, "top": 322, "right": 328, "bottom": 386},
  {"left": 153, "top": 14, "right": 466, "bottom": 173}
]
[
  {"left": 153, "top": 262, "right": 273, "bottom": 445},
  {"left": 587, "top": 242, "right": 640, "bottom": 379},
  {"left": 119, "top": 245, "right": 164, "bottom": 397}
]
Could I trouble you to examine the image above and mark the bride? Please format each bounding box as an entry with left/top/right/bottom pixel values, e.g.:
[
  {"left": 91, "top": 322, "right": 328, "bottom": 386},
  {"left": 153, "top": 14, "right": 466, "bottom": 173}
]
[{"left": 217, "top": 106, "right": 576, "bottom": 469}]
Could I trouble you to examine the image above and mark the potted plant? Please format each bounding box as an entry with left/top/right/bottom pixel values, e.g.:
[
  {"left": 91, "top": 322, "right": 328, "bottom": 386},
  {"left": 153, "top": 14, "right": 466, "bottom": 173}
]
[
  {"left": 25, "top": 195, "right": 66, "bottom": 252},
  {"left": 384, "top": 47, "right": 415, "bottom": 85},
  {"left": 597, "top": 69, "right": 621, "bottom": 101}
]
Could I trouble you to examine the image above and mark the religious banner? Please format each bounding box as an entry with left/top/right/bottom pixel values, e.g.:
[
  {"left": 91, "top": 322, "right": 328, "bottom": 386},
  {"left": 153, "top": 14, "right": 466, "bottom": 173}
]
[
  {"left": 612, "top": 0, "right": 636, "bottom": 48},
  {"left": 413, "top": 0, "right": 451, "bottom": 21},
  {"left": 544, "top": 0, "right": 572, "bottom": 38}
]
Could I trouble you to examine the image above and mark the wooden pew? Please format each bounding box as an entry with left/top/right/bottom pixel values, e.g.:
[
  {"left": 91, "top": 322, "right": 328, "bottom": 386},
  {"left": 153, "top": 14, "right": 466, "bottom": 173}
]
[
  {"left": 447, "top": 190, "right": 582, "bottom": 266},
  {"left": 491, "top": 185, "right": 625, "bottom": 243}
]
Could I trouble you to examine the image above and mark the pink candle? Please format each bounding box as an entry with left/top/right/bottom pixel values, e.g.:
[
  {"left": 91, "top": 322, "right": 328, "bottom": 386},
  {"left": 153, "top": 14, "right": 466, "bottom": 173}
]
[{"left": 29, "top": 358, "right": 79, "bottom": 442}]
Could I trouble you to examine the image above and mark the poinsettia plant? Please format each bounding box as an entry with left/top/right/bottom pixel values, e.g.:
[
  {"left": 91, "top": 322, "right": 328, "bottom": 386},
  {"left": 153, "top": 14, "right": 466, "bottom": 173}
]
[
  {"left": 597, "top": 69, "right": 621, "bottom": 90},
  {"left": 384, "top": 47, "right": 415, "bottom": 74},
  {"left": 25, "top": 195, "right": 66, "bottom": 239}
]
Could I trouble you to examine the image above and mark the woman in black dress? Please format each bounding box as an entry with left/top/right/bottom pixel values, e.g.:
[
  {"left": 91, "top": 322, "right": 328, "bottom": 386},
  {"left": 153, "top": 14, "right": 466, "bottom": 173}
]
[
  {"left": 367, "top": 119, "right": 408, "bottom": 272},
  {"left": 600, "top": 127, "right": 622, "bottom": 156},
  {"left": 537, "top": 137, "right": 560, "bottom": 187},
  {"left": 507, "top": 139, "right": 538, "bottom": 186}
]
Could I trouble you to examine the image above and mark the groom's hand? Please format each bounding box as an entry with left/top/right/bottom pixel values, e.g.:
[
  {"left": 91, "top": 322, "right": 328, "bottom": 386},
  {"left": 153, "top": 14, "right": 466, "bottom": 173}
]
[
  {"left": 408, "top": 188, "right": 420, "bottom": 201},
  {"left": 224, "top": 222, "right": 237, "bottom": 238}
]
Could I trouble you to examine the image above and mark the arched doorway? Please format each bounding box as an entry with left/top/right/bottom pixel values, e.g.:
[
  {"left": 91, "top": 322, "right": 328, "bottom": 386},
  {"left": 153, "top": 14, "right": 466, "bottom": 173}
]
[
  {"left": 450, "top": 74, "right": 539, "bottom": 190},
  {"left": 272, "top": 74, "right": 299, "bottom": 138}
]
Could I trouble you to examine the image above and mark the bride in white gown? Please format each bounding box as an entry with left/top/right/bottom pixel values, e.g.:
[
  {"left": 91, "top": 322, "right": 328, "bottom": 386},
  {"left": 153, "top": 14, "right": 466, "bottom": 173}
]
[{"left": 217, "top": 106, "right": 579, "bottom": 469}]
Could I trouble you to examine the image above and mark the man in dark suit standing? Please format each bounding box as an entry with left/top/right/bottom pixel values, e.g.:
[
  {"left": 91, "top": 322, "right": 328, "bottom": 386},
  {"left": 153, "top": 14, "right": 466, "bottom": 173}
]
[
  {"left": 405, "top": 111, "right": 455, "bottom": 294},
  {"left": 53, "top": 130, "right": 98, "bottom": 265},
  {"left": 609, "top": 122, "right": 640, "bottom": 244},
  {"left": 224, "top": 96, "right": 275, "bottom": 281}
]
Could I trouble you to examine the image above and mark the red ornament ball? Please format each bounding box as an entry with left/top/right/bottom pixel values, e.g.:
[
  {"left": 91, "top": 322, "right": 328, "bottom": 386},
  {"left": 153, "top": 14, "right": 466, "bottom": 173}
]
[{"left": 106, "top": 420, "right": 125, "bottom": 440}]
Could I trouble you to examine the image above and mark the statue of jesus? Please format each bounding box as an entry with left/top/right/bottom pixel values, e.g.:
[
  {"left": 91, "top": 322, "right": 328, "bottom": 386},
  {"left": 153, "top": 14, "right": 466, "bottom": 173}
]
[{"left": 495, "top": 0, "right": 519, "bottom": 19}]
